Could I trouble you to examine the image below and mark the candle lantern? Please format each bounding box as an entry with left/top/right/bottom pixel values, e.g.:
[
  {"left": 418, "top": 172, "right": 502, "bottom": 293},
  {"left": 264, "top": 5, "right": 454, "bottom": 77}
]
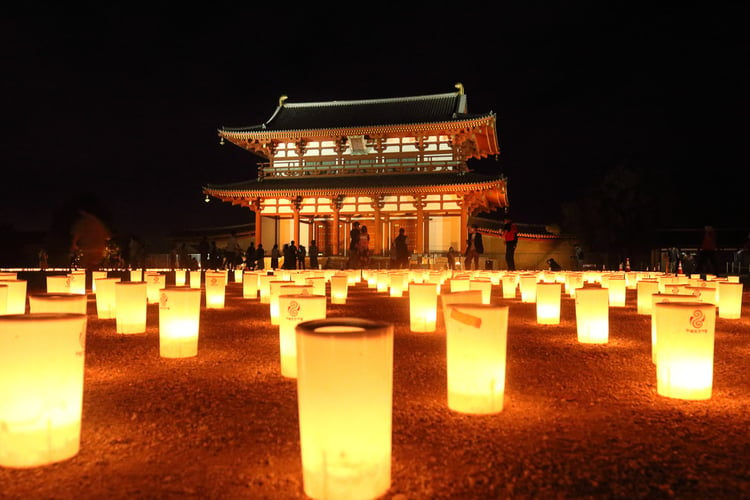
[
  {"left": 0, "top": 271, "right": 17, "bottom": 280},
  {"left": 444, "top": 304, "right": 509, "bottom": 414},
  {"left": 278, "top": 292, "right": 326, "bottom": 378},
  {"left": 565, "top": 273, "right": 584, "bottom": 298},
  {"left": 94, "top": 277, "right": 121, "bottom": 319},
  {"left": 174, "top": 269, "right": 186, "bottom": 286},
  {"left": 606, "top": 276, "right": 627, "bottom": 307},
  {"left": 188, "top": 270, "right": 201, "bottom": 289},
  {"left": 654, "top": 301, "right": 715, "bottom": 400},
  {"left": 536, "top": 282, "right": 562, "bottom": 325},
  {"left": 233, "top": 269, "right": 243, "bottom": 283},
  {"left": 145, "top": 272, "right": 166, "bottom": 304},
  {"left": 469, "top": 279, "right": 493, "bottom": 305},
  {"left": 243, "top": 271, "right": 259, "bottom": 299},
  {"left": 158, "top": 287, "right": 201, "bottom": 358},
  {"left": 129, "top": 269, "right": 143, "bottom": 282},
  {"left": 574, "top": 287, "right": 609, "bottom": 344},
  {"left": 440, "top": 290, "right": 483, "bottom": 330},
  {"left": 258, "top": 273, "right": 274, "bottom": 304},
  {"left": 330, "top": 273, "right": 349, "bottom": 304},
  {"left": 0, "top": 284, "right": 7, "bottom": 315},
  {"left": 650, "top": 293, "right": 699, "bottom": 364},
  {"left": 408, "top": 282, "right": 438, "bottom": 332},
  {"left": 717, "top": 281, "right": 743, "bottom": 319},
  {"left": 501, "top": 274, "right": 518, "bottom": 299},
  {"left": 46, "top": 275, "right": 71, "bottom": 294},
  {"left": 91, "top": 271, "right": 107, "bottom": 293},
  {"left": 305, "top": 276, "right": 327, "bottom": 296},
  {"left": 449, "top": 276, "right": 470, "bottom": 293},
  {"left": 115, "top": 281, "right": 148, "bottom": 334},
  {"left": 204, "top": 271, "right": 226, "bottom": 309},
  {"left": 67, "top": 270, "right": 86, "bottom": 295},
  {"left": 518, "top": 274, "right": 538, "bottom": 303},
  {"left": 271, "top": 283, "right": 312, "bottom": 326},
  {"left": 636, "top": 279, "right": 659, "bottom": 315},
  {"left": 0, "top": 279, "right": 27, "bottom": 315},
  {"left": 0, "top": 313, "right": 87, "bottom": 467},
  {"left": 684, "top": 286, "right": 716, "bottom": 304},
  {"left": 376, "top": 271, "right": 389, "bottom": 293},
  {"left": 295, "top": 318, "right": 393, "bottom": 500},
  {"left": 29, "top": 293, "right": 87, "bottom": 316},
  {"left": 388, "top": 271, "right": 406, "bottom": 297}
]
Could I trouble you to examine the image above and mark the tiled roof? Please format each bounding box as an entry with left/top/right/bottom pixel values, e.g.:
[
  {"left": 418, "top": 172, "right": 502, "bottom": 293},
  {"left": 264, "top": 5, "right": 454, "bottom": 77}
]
[
  {"left": 204, "top": 171, "right": 506, "bottom": 196},
  {"left": 220, "top": 89, "right": 493, "bottom": 133}
]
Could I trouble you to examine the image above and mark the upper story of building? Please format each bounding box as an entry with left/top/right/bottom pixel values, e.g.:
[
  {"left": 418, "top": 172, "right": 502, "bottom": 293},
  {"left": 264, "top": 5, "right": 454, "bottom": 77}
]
[{"left": 217, "top": 83, "right": 500, "bottom": 179}]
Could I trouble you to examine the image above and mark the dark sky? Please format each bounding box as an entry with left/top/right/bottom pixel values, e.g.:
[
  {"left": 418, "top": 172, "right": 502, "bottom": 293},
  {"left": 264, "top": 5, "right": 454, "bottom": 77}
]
[{"left": 2, "top": 5, "right": 747, "bottom": 246}]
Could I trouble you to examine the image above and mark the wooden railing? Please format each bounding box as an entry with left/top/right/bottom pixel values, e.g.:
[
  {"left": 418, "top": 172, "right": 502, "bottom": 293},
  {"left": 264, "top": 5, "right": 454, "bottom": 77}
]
[{"left": 258, "top": 158, "right": 466, "bottom": 179}]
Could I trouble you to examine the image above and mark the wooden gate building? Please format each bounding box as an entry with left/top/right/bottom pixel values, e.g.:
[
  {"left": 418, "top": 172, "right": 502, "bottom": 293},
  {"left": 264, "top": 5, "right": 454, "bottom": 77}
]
[{"left": 203, "top": 83, "right": 509, "bottom": 260}]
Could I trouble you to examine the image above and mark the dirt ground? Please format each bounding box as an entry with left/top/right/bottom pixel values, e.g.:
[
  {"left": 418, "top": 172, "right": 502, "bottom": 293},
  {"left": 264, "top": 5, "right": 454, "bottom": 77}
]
[{"left": 2, "top": 271, "right": 750, "bottom": 499}]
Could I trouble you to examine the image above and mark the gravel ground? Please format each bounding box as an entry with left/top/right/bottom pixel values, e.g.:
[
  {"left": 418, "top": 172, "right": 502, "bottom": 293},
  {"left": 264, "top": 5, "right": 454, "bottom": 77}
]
[{"left": 2, "top": 272, "right": 750, "bottom": 499}]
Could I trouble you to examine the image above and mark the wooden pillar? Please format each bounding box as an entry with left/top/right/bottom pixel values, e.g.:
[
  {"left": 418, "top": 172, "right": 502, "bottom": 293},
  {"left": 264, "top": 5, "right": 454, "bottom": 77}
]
[
  {"left": 331, "top": 195, "right": 343, "bottom": 256},
  {"left": 460, "top": 194, "right": 470, "bottom": 251},
  {"left": 372, "top": 195, "right": 383, "bottom": 256},
  {"left": 251, "top": 199, "right": 263, "bottom": 245},
  {"left": 415, "top": 196, "right": 425, "bottom": 255},
  {"left": 292, "top": 196, "right": 302, "bottom": 246}
]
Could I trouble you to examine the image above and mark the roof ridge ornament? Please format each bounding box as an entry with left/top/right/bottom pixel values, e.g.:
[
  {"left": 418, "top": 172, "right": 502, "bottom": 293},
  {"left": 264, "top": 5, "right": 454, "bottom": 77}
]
[
  {"left": 279, "top": 95, "right": 288, "bottom": 107},
  {"left": 455, "top": 82, "right": 464, "bottom": 95}
]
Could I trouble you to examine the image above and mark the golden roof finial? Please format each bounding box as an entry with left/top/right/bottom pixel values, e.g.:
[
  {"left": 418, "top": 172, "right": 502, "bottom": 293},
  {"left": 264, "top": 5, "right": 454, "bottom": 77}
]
[
  {"left": 279, "top": 95, "right": 288, "bottom": 106},
  {"left": 455, "top": 82, "right": 464, "bottom": 95}
]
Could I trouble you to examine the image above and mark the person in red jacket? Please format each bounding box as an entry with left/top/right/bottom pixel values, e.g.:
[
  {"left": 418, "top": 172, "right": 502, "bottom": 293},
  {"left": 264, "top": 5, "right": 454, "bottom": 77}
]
[{"left": 500, "top": 216, "right": 519, "bottom": 271}]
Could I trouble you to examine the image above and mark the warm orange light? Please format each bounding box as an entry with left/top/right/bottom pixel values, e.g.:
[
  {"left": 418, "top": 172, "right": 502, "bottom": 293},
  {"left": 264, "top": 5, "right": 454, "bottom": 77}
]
[
  {"left": 636, "top": 279, "right": 659, "bottom": 315},
  {"left": 28, "top": 293, "right": 87, "bottom": 316},
  {"left": 651, "top": 293, "right": 701, "bottom": 364},
  {"left": 444, "top": 304, "right": 509, "bottom": 414},
  {"left": 145, "top": 272, "right": 166, "bottom": 304},
  {"left": 606, "top": 276, "right": 627, "bottom": 307},
  {"left": 408, "top": 282, "right": 438, "bottom": 332},
  {"left": 174, "top": 269, "right": 186, "bottom": 286},
  {"left": 536, "top": 282, "right": 561, "bottom": 325},
  {"left": 115, "top": 282, "right": 147, "bottom": 334},
  {"left": 204, "top": 271, "right": 226, "bottom": 309},
  {"left": 68, "top": 271, "right": 86, "bottom": 295},
  {"left": 158, "top": 287, "right": 201, "bottom": 358},
  {"left": 295, "top": 318, "right": 393, "bottom": 500},
  {"left": 0, "top": 279, "right": 27, "bottom": 315},
  {"left": 654, "top": 302, "right": 715, "bottom": 400},
  {"left": 717, "top": 282, "right": 743, "bottom": 319},
  {"left": 469, "top": 279, "right": 493, "bottom": 305},
  {"left": 242, "top": 271, "right": 259, "bottom": 299},
  {"left": 440, "top": 290, "right": 483, "bottom": 329},
  {"left": 130, "top": 269, "right": 143, "bottom": 282},
  {"left": 330, "top": 273, "right": 349, "bottom": 304},
  {"left": 46, "top": 275, "right": 71, "bottom": 294},
  {"left": 94, "top": 277, "right": 121, "bottom": 319},
  {"left": 0, "top": 313, "right": 87, "bottom": 467},
  {"left": 574, "top": 287, "right": 609, "bottom": 344},
  {"left": 278, "top": 292, "right": 326, "bottom": 378},
  {"left": 518, "top": 274, "right": 538, "bottom": 303},
  {"left": 189, "top": 270, "right": 202, "bottom": 289},
  {"left": 501, "top": 273, "right": 518, "bottom": 299}
]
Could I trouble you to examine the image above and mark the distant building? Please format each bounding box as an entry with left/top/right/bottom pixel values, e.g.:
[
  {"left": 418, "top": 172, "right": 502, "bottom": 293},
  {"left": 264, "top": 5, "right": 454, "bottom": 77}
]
[{"left": 204, "top": 83, "right": 508, "bottom": 258}]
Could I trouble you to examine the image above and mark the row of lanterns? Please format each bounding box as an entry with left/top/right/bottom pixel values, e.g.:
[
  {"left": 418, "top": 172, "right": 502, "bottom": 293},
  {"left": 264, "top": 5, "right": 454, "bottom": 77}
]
[{"left": 0, "top": 267, "right": 746, "bottom": 500}]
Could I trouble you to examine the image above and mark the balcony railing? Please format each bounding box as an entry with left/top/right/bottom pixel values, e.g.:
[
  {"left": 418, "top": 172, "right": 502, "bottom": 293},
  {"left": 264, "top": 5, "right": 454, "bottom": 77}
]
[{"left": 258, "top": 158, "right": 467, "bottom": 179}]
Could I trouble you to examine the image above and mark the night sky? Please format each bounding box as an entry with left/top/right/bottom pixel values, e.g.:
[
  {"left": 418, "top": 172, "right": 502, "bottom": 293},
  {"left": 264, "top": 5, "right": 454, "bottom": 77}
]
[{"left": 2, "top": 5, "right": 747, "bottom": 248}]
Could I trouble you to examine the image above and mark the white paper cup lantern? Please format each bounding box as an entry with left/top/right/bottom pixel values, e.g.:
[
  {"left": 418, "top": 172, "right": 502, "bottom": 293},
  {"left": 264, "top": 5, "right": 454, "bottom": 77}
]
[
  {"left": 174, "top": 269, "right": 186, "bottom": 286},
  {"left": 258, "top": 274, "right": 274, "bottom": 304},
  {"left": 330, "top": 274, "right": 349, "bottom": 304},
  {"left": 408, "top": 282, "right": 438, "bottom": 333},
  {"left": 536, "top": 282, "right": 562, "bottom": 325},
  {"left": 189, "top": 270, "right": 201, "bottom": 289},
  {"left": 46, "top": 275, "right": 71, "bottom": 294},
  {"left": 204, "top": 271, "right": 226, "bottom": 309},
  {"left": 243, "top": 271, "right": 259, "bottom": 299},
  {"left": 0, "top": 313, "right": 87, "bottom": 468},
  {"left": 0, "top": 280, "right": 27, "bottom": 315},
  {"left": 440, "top": 290, "right": 483, "bottom": 329},
  {"left": 158, "top": 287, "right": 201, "bottom": 358},
  {"left": 388, "top": 272, "right": 406, "bottom": 297},
  {"left": 444, "top": 304, "right": 509, "bottom": 414},
  {"left": 650, "top": 293, "right": 699, "bottom": 364},
  {"left": 469, "top": 279, "right": 493, "bottom": 305},
  {"left": 145, "top": 272, "right": 166, "bottom": 304},
  {"left": 90, "top": 271, "right": 106, "bottom": 293},
  {"left": 654, "top": 302, "right": 716, "bottom": 400},
  {"left": 272, "top": 284, "right": 313, "bottom": 326},
  {"left": 518, "top": 274, "right": 538, "bottom": 303},
  {"left": 575, "top": 287, "right": 609, "bottom": 344},
  {"left": 0, "top": 284, "right": 7, "bottom": 316},
  {"left": 717, "top": 281, "right": 743, "bottom": 319},
  {"left": 305, "top": 276, "right": 326, "bottom": 297},
  {"left": 94, "top": 277, "right": 120, "bottom": 319},
  {"left": 115, "top": 281, "right": 148, "bottom": 334},
  {"left": 278, "top": 292, "right": 326, "bottom": 378},
  {"left": 295, "top": 318, "right": 393, "bottom": 500},
  {"left": 636, "top": 279, "right": 659, "bottom": 315},
  {"left": 606, "top": 276, "right": 627, "bottom": 307},
  {"left": 500, "top": 274, "right": 518, "bottom": 299},
  {"left": 67, "top": 271, "right": 86, "bottom": 295},
  {"left": 130, "top": 269, "right": 143, "bottom": 282},
  {"left": 449, "top": 276, "right": 470, "bottom": 293},
  {"left": 28, "top": 293, "right": 87, "bottom": 316}
]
